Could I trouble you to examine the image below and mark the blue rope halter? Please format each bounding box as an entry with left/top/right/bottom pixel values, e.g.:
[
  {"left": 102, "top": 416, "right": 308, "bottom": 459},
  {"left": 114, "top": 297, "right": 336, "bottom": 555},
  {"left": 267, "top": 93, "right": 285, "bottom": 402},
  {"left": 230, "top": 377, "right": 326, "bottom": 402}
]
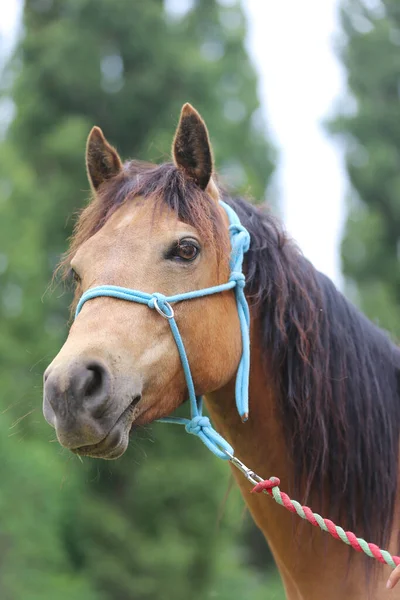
[{"left": 75, "top": 200, "right": 251, "bottom": 460}]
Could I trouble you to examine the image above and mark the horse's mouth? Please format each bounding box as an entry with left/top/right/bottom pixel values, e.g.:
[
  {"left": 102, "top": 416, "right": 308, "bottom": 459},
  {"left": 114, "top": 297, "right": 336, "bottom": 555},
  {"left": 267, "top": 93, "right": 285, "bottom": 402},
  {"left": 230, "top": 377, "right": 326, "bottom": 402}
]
[{"left": 72, "top": 396, "right": 141, "bottom": 460}]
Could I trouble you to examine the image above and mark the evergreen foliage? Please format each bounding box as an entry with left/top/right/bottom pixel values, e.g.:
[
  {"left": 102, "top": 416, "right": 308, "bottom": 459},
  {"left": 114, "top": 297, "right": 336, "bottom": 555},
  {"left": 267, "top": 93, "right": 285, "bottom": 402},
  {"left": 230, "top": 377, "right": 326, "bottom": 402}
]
[{"left": 330, "top": 0, "right": 400, "bottom": 339}]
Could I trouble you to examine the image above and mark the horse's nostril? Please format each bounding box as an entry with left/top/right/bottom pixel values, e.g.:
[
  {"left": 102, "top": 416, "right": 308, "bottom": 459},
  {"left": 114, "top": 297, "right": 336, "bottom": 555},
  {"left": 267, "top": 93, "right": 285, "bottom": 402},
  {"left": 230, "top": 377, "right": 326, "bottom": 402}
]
[
  {"left": 77, "top": 360, "right": 111, "bottom": 419},
  {"left": 131, "top": 395, "right": 141, "bottom": 409},
  {"left": 43, "top": 359, "right": 113, "bottom": 439},
  {"left": 84, "top": 363, "right": 105, "bottom": 398}
]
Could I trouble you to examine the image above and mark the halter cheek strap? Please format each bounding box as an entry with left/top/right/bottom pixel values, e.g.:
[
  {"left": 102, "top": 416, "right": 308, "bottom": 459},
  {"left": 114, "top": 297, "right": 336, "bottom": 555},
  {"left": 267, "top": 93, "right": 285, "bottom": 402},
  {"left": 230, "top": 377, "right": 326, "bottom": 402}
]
[{"left": 75, "top": 200, "right": 251, "bottom": 459}]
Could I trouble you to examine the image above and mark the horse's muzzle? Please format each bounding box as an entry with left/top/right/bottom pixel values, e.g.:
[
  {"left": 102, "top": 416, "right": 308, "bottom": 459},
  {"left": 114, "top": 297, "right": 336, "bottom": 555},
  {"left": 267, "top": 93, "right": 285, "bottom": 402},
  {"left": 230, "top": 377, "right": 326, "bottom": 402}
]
[{"left": 43, "top": 359, "right": 139, "bottom": 458}]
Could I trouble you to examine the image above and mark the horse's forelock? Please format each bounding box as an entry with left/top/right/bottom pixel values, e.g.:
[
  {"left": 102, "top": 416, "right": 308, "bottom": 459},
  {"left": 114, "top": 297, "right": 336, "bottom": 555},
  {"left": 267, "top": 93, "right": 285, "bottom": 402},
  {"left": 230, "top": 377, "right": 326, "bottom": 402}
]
[{"left": 56, "top": 161, "right": 228, "bottom": 312}]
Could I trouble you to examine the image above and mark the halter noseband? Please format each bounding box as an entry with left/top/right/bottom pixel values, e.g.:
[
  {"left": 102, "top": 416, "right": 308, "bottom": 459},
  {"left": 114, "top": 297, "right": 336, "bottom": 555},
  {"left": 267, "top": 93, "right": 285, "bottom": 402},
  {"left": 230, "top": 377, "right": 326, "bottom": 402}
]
[{"left": 75, "top": 200, "right": 251, "bottom": 459}]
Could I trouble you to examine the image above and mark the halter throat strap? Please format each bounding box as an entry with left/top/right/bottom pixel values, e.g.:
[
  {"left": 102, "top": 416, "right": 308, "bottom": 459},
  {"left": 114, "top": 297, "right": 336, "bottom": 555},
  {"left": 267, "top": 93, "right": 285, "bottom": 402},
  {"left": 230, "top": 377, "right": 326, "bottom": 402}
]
[{"left": 75, "top": 200, "right": 251, "bottom": 459}]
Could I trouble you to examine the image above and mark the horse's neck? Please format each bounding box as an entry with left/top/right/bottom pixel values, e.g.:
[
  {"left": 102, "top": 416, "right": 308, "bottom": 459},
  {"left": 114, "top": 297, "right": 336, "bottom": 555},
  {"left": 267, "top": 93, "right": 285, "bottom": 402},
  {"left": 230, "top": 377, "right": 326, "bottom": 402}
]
[{"left": 205, "top": 324, "right": 391, "bottom": 600}]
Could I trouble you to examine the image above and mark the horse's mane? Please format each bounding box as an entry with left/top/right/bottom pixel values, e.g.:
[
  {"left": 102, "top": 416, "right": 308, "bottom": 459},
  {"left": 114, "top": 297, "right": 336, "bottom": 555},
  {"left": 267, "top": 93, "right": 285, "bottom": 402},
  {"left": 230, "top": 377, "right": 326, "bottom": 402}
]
[
  {"left": 63, "top": 161, "right": 400, "bottom": 549},
  {"left": 227, "top": 194, "right": 400, "bottom": 551}
]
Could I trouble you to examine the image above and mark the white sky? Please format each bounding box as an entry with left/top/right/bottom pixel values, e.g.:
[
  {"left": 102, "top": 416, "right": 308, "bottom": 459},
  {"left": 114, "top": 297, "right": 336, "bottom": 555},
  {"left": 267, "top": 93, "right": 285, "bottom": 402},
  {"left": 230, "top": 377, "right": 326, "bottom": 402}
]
[
  {"left": 0, "top": 0, "right": 346, "bottom": 287},
  {"left": 0, "top": 0, "right": 22, "bottom": 55},
  {"left": 244, "top": 0, "right": 346, "bottom": 287}
]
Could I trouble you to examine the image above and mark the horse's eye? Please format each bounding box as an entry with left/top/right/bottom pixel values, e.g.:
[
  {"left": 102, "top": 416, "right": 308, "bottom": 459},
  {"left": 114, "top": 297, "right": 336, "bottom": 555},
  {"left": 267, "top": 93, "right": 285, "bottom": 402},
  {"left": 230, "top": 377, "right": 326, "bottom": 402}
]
[
  {"left": 71, "top": 269, "right": 81, "bottom": 283},
  {"left": 170, "top": 239, "right": 200, "bottom": 262}
]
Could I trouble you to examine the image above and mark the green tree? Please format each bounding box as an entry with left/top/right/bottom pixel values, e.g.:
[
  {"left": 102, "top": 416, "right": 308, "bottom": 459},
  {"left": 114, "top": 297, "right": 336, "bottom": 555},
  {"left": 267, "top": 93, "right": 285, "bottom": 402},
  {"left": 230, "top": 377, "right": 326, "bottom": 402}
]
[
  {"left": 330, "top": 0, "right": 400, "bottom": 339},
  {"left": 0, "top": 1, "right": 280, "bottom": 598}
]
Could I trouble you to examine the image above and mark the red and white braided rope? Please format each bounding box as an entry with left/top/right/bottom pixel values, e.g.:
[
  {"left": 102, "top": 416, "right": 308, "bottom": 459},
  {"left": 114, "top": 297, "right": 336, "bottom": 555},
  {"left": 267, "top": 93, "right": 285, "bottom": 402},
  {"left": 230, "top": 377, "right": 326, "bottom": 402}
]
[{"left": 251, "top": 477, "right": 400, "bottom": 569}]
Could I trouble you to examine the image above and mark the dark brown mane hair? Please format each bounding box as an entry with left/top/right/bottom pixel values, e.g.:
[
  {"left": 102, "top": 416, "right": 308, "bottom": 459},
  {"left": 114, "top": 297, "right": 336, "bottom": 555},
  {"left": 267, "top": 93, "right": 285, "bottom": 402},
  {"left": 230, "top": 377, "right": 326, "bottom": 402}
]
[
  {"left": 226, "top": 194, "right": 400, "bottom": 553},
  {"left": 61, "top": 160, "right": 400, "bottom": 551}
]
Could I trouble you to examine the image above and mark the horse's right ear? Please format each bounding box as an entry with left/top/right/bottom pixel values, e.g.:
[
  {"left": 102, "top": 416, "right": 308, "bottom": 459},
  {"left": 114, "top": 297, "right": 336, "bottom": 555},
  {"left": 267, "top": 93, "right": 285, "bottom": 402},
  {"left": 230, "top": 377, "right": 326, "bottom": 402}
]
[
  {"left": 86, "top": 127, "right": 122, "bottom": 192},
  {"left": 173, "top": 103, "right": 213, "bottom": 191}
]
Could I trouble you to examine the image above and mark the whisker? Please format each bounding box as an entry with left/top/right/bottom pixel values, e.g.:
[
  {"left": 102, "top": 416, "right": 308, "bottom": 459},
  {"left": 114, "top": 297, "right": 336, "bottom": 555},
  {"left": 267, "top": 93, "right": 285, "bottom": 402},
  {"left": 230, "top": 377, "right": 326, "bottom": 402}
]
[
  {"left": 29, "top": 354, "right": 53, "bottom": 372},
  {"left": 1, "top": 399, "right": 25, "bottom": 415},
  {"left": 9, "top": 409, "right": 36, "bottom": 429}
]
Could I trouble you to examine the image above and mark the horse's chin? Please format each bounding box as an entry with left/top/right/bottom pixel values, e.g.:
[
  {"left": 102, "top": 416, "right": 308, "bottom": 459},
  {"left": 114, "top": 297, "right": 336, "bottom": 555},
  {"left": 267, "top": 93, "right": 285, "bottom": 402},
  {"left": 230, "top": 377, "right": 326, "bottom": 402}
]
[
  {"left": 71, "top": 397, "right": 141, "bottom": 460},
  {"left": 72, "top": 427, "right": 130, "bottom": 460}
]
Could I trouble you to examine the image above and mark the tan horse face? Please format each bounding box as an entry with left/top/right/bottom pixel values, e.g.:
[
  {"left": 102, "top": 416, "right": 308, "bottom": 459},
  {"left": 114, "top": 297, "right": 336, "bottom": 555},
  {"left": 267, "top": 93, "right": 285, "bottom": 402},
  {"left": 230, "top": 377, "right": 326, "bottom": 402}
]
[{"left": 43, "top": 104, "right": 242, "bottom": 459}]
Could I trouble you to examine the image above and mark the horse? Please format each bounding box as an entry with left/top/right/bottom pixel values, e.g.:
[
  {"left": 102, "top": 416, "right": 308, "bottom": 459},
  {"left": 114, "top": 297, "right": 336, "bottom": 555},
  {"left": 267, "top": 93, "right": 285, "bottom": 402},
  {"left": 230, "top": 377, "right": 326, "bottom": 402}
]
[{"left": 43, "top": 103, "right": 400, "bottom": 599}]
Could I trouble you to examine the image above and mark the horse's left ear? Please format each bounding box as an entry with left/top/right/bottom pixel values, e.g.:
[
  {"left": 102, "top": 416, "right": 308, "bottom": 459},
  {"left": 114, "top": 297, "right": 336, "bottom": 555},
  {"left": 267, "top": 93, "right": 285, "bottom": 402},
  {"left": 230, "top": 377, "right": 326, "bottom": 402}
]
[
  {"left": 173, "top": 103, "right": 213, "bottom": 191},
  {"left": 86, "top": 126, "right": 122, "bottom": 192}
]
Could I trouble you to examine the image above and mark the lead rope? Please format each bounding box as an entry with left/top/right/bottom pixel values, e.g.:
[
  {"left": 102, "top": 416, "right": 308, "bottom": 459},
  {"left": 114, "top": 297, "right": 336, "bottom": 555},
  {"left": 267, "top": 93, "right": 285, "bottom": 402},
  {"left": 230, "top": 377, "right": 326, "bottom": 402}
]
[
  {"left": 75, "top": 200, "right": 399, "bottom": 574},
  {"left": 226, "top": 452, "right": 400, "bottom": 570}
]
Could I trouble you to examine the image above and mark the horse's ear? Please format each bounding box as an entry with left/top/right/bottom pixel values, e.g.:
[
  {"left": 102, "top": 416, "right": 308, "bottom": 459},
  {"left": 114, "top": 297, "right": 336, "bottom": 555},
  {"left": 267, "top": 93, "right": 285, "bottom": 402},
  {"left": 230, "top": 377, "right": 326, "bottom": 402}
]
[
  {"left": 173, "top": 103, "right": 213, "bottom": 191},
  {"left": 86, "top": 126, "right": 122, "bottom": 191}
]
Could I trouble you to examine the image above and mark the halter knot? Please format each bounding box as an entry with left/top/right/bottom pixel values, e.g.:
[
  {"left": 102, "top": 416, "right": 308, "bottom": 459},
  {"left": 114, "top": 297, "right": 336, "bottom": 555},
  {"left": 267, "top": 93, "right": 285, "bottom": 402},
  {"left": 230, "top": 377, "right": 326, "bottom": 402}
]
[
  {"left": 229, "top": 271, "right": 246, "bottom": 288},
  {"left": 148, "top": 292, "right": 166, "bottom": 309},
  {"left": 148, "top": 293, "right": 174, "bottom": 319},
  {"left": 185, "top": 416, "right": 211, "bottom": 436},
  {"left": 229, "top": 224, "right": 251, "bottom": 253}
]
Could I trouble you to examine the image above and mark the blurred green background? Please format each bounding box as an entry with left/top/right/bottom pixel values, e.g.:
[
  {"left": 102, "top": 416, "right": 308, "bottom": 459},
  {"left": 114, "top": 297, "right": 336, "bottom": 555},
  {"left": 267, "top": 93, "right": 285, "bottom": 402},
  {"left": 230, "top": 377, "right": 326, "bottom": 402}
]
[{"left": 0, "top": 0, "right": 398, "bottom": 598}]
